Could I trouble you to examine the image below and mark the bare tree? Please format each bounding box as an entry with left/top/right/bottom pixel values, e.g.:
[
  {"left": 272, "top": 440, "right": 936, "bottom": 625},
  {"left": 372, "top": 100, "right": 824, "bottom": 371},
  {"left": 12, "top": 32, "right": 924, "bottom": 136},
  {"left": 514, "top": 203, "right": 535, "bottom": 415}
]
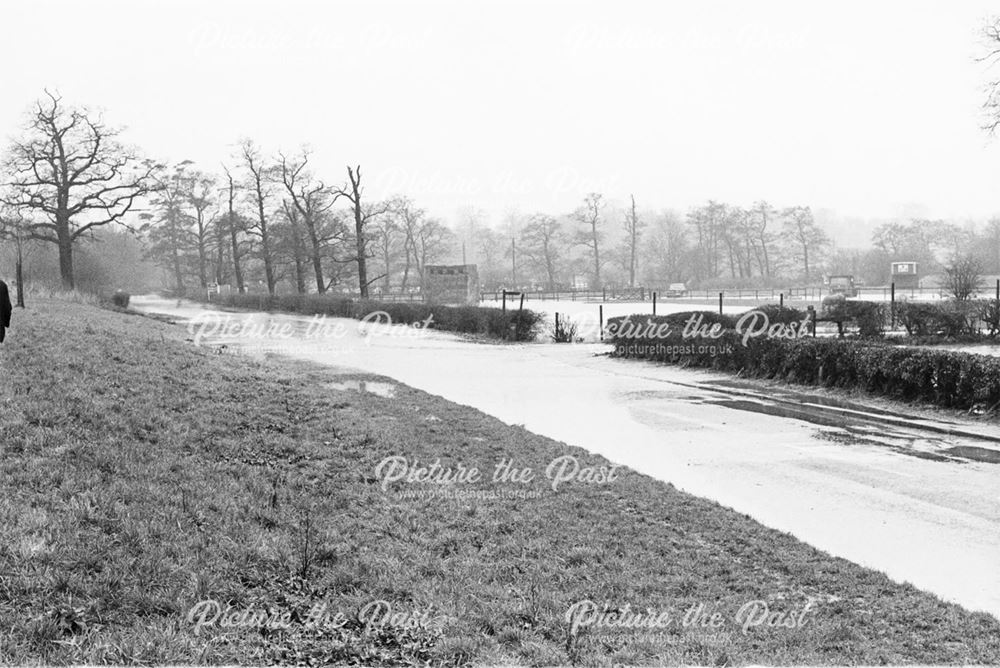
[
  {"left": 980, "top": 18, "right": 1000, "bottom": 133},
  {"left": 573, "top": 192, "right": 605, "bottom": 289},
  {"left": 143, "top": 164, "right": 194, "bottom": 295},
  {"left": 520, "top": 213, "right": 561, "bottom": 290},
  {"left": 622, "top": 194, "right": 643, "bottom": 287},
  {"left": 945, "top": 254, "right": 982, "bottom": 301},
  {"left": 240, "top": 140, "right": 277, "bottom": 294},
  {"left": 278, "top": 199, "right": 309, "bottom": 294},
  {"left": 1, "top": 91, "right": 156, "bottom": 289},
  {"left": 279, "top": 150, "right": 339, "bottom": 293},
  {"left": 782, "top": 206, "right": 827, "bottom": 281},
  {"left": 177, "top": 165, "right": 216, "bottom": 289},
  {"left": 748, "top": 200, "right": 776, "bottom": 277},
  {"left": 0, "top": 204, "right": 29, "bottom": 306},
  {"left": 334, "top": 165, "right": 390, "bottom": 297},
  {"left": 415, "top": 217, "right": 453, "bottom": 277},
  {"left": 686, "top": 200, "right": 728, "bottom": 281},
  {"left": 643, "top": 211, "right": 688, "bottom": 285},
  {"left": 373, "top": 197, "right": 412, "bottom": 292},
  {"left": 394, "top": 197, "right": 426, "bottom": 290},
  {"left": 221, "top": 165, "right": 246, "bottom": 293}
]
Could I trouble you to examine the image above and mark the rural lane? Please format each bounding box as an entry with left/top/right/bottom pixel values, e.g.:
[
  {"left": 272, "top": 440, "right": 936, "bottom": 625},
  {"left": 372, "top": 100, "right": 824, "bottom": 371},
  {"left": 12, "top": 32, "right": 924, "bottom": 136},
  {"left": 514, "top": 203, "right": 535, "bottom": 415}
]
[{"left": 132, "top": 296, "right": 1000, "bottom": 619}]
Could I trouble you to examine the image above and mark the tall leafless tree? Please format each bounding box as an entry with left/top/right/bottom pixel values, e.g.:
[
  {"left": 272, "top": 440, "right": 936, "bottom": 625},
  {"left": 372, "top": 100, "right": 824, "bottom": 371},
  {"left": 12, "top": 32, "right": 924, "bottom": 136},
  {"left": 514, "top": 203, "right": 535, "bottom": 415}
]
[
  {"left": 221, "top": 165, "right": 246, "bottom": 293},
  {"left": 182, "top": 168, "right": 217, "bottom": 289},
  {"left": 335, "top": 165, "right": 390, "bottom": 297},
  {"left": 573, "top": 192, "right": 605, "bottom": 289},
  {"left": 622, "top": 194, "right": 643, "bottom": 288},
  {"left": 1, "top": 91, "right": 156, "bottom": 289},
  {"left": 240, "top": 140, "right": 277, "bottom": 294},
  {"left": 520, "top": 213, "right": 561, "bottom": 290},
  {"left": 782, "top": 205, "right": 827, "bottom": 281},
  {"left": 279, "top": 150, "right": 339, "bottom": 293}
]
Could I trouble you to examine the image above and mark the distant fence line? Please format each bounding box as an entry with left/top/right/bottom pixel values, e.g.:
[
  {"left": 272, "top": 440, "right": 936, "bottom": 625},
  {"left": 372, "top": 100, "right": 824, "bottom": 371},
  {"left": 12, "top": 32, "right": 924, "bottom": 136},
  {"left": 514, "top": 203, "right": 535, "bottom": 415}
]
[
  {"left": 207, "top": 284, "right": 962, "bottom": 305},
  {"left": 481, "top": 285, "right": 952, "bottom": 304}
]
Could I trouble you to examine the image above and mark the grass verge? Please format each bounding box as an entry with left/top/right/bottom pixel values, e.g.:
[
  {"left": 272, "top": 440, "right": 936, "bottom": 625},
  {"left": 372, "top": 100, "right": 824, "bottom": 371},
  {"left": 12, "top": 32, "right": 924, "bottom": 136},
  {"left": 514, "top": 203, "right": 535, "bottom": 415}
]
[{"left": 1, "top": 300, "right": 998, "bottom": 665}]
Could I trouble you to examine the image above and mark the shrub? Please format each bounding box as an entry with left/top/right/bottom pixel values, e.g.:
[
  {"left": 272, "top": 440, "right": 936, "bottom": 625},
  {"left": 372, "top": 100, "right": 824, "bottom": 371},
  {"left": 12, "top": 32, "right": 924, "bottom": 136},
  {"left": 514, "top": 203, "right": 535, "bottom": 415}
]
[
  {"left": 822, "top": 299, "right": 886, "bottom": 338},
  {"left": 976, "top": 299, "right": 1000, "bottom": 337},
  {"left": 110, "top": 290, "right": 130, "bottom": 308},
  {"left": 895, "top": 300, "right": 978, "bottom": 338},
  {"left": 551, "top": 313, "right": 579, "bottom": 343},
  {"left": 753, "top": 304, "right": 809, "bottom": 325}
]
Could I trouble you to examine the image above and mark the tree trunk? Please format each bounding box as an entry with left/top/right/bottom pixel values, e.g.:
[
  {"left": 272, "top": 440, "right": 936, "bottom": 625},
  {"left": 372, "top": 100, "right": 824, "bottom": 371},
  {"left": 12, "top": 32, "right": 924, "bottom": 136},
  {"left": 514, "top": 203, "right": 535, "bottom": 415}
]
[
  {"left": 197, "top": 236, "right": 208, "bottom": 289},
  {"left": 348, "top": 168, "right": 368, "bottom": 297},
  {"left": 309, "top": 227, "right": 325, "bottom": 293},
  {"left": 171, "top": 246, "right": 185, "bottom": 296},
  {"left": 15, "top": 248, "right": 25, "bottom": 308},
  {"left": 58, "top": 237, "right": 74, "bottom": 290},
  {"left": 256, "top": 195, "right": 275, "bottom": 295},
  {"left": 229, "top": 219, "right": 245, "bottom": 294},
  {"left": 226, "top": 179, "right": 245, "bottom": 293},
  {"left": 215, "top": 223, "right": 228, "bottom": 285}
]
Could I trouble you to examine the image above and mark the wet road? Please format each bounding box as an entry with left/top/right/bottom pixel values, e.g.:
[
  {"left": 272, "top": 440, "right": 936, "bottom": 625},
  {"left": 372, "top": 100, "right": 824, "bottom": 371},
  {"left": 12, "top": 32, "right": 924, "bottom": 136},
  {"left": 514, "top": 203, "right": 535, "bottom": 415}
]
[{"left": 132, "top": 296, "right": 1000, "bottom": 618}]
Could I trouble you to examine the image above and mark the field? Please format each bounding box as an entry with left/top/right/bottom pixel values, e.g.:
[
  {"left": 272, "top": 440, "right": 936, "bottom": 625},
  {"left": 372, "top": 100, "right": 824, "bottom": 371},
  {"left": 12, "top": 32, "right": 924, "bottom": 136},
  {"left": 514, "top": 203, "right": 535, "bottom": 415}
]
[{"left": 2, "top": 299, "right": 1000, "bottom": 665}]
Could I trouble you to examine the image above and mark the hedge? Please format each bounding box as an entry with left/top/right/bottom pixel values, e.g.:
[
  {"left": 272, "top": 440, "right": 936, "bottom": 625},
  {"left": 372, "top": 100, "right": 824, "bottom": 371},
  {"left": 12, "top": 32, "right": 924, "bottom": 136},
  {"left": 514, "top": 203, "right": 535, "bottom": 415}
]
[
  {"left": 209, "top": 293, "right": 545, "bottom": 342},
  {"left": 608, "top": 312, "right": 1000, "bottom": 411},
  {"left": 895, "top": 299, "right": 1000, "bottom": 338}
]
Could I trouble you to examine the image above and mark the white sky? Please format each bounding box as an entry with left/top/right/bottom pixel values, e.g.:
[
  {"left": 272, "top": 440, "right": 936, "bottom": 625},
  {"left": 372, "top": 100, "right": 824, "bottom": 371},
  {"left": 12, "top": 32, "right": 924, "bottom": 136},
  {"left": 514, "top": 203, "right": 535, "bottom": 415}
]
[{"left": 4, "top": 0, "right": 1000, "bottom": 239}]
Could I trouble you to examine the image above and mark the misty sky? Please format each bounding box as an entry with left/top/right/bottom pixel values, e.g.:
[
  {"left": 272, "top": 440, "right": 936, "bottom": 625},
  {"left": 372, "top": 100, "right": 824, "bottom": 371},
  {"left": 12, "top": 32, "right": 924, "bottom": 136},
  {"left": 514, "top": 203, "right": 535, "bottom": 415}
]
[{"left": 3, "top": 0, "right": 1000, "bottom": 242}]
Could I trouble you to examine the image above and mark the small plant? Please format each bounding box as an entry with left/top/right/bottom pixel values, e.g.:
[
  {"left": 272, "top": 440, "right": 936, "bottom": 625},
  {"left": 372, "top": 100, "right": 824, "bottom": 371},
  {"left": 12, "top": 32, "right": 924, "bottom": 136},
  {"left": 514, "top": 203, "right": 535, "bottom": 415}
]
[
  {"left": 110, "top": 290, "right": 130, "bottom": 308},
  {"left": 551, "top": 313, "right": 578, "bottom": 343}
]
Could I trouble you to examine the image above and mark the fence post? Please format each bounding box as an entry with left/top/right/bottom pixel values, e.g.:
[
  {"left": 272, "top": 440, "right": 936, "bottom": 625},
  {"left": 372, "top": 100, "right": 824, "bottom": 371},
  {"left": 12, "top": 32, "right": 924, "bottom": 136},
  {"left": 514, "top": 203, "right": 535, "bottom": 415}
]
[
  {"left": 502, "top": 289, "right": 507, "bottom": 314},
  {"left": 718, "top": 292, "right": 723, "bottom": 315},
  {"left": 890, "top": 282, "right": 895, "bottom": 329},
  {"left": 780, "top": 292, "right": 784, "bottom": 308},
  {"left": 599, "top": 304, "right": 604, "bottom": 342},
  {"left": 653, "top": 291, "right": 657, "bottom": 316}
]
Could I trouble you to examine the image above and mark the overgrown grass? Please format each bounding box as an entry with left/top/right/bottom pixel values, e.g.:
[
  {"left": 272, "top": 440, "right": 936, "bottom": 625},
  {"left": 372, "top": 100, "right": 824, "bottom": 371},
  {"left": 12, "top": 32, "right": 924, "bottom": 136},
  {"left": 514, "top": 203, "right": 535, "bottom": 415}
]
[{"left": 1, "top": 301, "right": 999, "bottom": 665}]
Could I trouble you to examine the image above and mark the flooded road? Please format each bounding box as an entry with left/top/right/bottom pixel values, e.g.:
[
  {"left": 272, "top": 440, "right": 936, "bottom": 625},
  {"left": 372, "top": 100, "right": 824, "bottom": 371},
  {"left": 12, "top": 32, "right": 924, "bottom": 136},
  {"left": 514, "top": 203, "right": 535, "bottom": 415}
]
[{"left": 132, "top": 296, "right": 1000, "bottom": 618}]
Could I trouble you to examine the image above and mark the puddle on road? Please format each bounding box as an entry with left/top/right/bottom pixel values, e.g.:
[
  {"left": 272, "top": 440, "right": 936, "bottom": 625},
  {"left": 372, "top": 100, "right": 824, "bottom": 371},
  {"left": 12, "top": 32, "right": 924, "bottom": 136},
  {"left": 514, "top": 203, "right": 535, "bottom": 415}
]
[
  {"left": 943, "top": 446, "right": 1000, "bottom": 464},
  {"left": 701, "top": 379, "right": 937, "bottom": 422},
  {"left": 707, "top": 399, "right": 853, "bottom": 429},
  {"left": 812, "top": 429, "right": 955, "bottom": 463},
  {"left": 705, "top": 398, "right": 999, "bottom": 465},
  {"left": 324, "top": 380, "right": 397, "bottom": 398}
]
